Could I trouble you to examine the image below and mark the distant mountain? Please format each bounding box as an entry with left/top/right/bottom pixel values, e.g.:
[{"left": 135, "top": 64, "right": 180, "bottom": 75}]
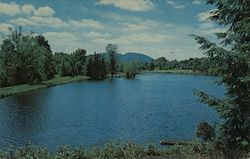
[
  {"left": 120, "top": 52, "right": 154, "bottom": 62},
  {"left": 101, "top": 52, "right": 154, "bottom": 63}
]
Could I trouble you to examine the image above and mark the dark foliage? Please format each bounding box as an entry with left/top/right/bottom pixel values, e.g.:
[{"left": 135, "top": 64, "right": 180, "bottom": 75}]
[
  {"left": 106, "top": 44, "right": 118, "bottom": 77},
  {"left": 0, "top": 27, "right": 56, "bottom": 86},
  {"left": 86, "top": 53, "right": 106, "bottom": 80},
  {"left": 193, "top": 0, "right": 250, "bottom": 157},
  {"left": 54, "top": 48, "right": 87, "bottom": 77},
  {"left": 196, "top": 122, "right": 215, "bottom": 142}
]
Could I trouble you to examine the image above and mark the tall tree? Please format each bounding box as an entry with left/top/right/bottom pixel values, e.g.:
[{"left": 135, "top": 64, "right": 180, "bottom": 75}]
[
  {"left": 192, "top": 0, "right": 250, "bottom": 157},
  {"left": 36, "top": 35, "right": 51, "bottom": 52},
  {"left": 71, "top": 48, "right": 87, "bottom": 75},
  {"left": 36, "top": 35, "right": 56, "bottom": 79},
  {"left": 105, "top": 44, "right": 118, "bottom": 78}
]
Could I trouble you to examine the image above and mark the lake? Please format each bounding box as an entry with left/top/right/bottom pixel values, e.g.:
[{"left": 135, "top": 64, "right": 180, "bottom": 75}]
[{"left": 0, "top": 73, "right": 224, "bottom": 149}]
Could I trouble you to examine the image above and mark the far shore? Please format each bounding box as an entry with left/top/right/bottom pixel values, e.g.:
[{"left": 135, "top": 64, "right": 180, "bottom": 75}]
[
  {"left": 0, "top": 70, "right": 210, "bottom": 99},
  {"left": 142, "top": 69, "right": 206, "bottom": 75},
  {"left": 0, "top": 76, "right": 89, "bottom": 98}
]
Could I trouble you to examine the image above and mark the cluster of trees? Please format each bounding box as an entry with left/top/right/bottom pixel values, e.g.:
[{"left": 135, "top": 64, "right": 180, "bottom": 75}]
[
  {"left": 0, "top": 27, "right": 122, "bottom": 86},
  {"left": 0, "top": 27, "right": 55, "bottom": 87},
  {"left": 54, "top": 44, "right": 119, "bottom": 80},
  {"left": 146, "top": 56, "right": 222, "bottom": 75},
  {"left": 86, "top": 53, "right": 106, "bottom": 79},
  {"left": 122, "top": 61, "right": 144, "bottom": 79},
  {"left": 54, "top": 49, "right": 87, "bottom": 77}
]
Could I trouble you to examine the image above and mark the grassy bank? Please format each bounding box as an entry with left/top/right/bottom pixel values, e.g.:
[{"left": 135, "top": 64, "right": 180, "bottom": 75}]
[
  {"left": 142, "top": 69, "right": 205, "bottom": 75},
  {"left": 0, "top": 141, "right": 229, "bottom": 159},
  {"left": 42, "top": 76, "right": 89, "bottom": 87},
  {"left": 0, "top": 76, "right": 89, "bottom": 98}
]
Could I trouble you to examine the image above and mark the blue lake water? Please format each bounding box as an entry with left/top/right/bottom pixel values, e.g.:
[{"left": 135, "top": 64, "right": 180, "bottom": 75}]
[{"left": 0, "top": 73, "right": 224, "bottom": 149}]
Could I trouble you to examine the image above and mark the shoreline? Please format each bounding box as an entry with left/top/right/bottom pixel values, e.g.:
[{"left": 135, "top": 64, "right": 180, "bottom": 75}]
[
  {"left": 142, "top": 69, "right": 211, "bottom": 76},
  {"left": 0, "top": 76, "right": 89, "bottom": 99},
  {"left": 0, "top": 70, "right": 213, "bottom": 99}
]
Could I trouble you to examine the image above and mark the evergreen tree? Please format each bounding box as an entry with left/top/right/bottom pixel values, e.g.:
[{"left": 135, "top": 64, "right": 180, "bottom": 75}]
[{"left": 192, "top": 0, "right": 250, "bottom": 157}]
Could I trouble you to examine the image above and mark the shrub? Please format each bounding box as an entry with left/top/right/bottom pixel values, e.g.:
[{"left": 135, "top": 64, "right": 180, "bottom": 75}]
[{"left": 196, "top": 122, "right": 215, "bottom": 142}]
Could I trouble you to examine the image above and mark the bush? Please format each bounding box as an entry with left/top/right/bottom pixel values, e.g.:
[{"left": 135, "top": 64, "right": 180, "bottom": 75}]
[{"left": 196, "top": 122, "right": 215, "bottom": 142}]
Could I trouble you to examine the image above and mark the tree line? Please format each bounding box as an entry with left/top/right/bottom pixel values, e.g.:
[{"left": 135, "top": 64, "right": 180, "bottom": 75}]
[
  {"left": 144, "top": 56, "right": 223, "bottom": 75},
  {"left": 0, "top": 26, "right": 225, "bottom": 88}
]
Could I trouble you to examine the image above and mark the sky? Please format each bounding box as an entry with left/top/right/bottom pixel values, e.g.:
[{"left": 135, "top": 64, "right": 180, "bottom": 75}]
[{"left": 0, "top": 0, "right": 225, "bottom": 60}]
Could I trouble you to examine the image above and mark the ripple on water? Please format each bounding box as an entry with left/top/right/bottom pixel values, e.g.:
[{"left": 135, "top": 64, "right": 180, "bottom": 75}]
[{"left": 0, "top": 74, "right": 224, "bottom": 149}]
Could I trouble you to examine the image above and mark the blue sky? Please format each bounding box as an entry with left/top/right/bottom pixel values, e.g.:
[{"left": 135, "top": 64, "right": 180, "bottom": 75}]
[{"left": 0, "top": 0, "right": 224, "bottom": 60}]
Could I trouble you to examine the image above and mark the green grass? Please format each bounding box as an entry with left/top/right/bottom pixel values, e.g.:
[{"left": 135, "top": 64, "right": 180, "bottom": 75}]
[
  {"left": 0, "top": 75, "right": 89, "bottom": 98},
  {"left": 0, "top": 141, "right": 228, "bottom": 159},
  {"left": 42, "top": 75, "right": 89, "bottom": 87}
]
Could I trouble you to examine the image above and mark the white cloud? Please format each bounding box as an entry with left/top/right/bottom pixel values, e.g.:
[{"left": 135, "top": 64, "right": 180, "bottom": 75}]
[
  {"left": 30, "top": 16, "right": 65, "bottom": 28},
  {"left": 97, "top": 0, "right": 155, "bottom": 12},
  {"left": 34, "top": 6, "right": 55, "bottom": 16},
  {"left": 69, "top": 19, "right": 105, "bottom": 29},
  {"left": 43, "top": 32, "right": 79, "bottom": 41},
  {"left": 0, "top": 2, "right": 54, "bottom": 17},
  {"left": 43, "top": 32, "right": 82, "bottom": 53},
  {"left": 192, "top": 0, "right": 202, "bottom": 5},
  {"left": 0, "top": 2, "right": 20, "bottom": 15},
  {"left": 9, "top": 17, "right": 38, "bottom": 26},
  {"left": 203, "top": 28, "right": 227, "bottom": 35},
  {"left": 120, "top": 20, "right": 174, "bottom": 32},
  {"left": 120, "top": 22, "right": 152, "bottom": 31},
  {"left": 197, "top": 9, "right": 217, "bottom": 22},
  {"left": 102, "top": 12, "right": 145, "bottom": 24},
  {"left": 174, "top": 5, "right": 185, "bottom": 9},
  {"left": 118, "top": 33, "right": 175, "bottom": 43},
  {"left": 101, "top": 12, "right": 124, "bottom": 21},
  {"left": 0, "top": 23, "right": 12, "bottom": 33},
  {"left": 9, "top": 16, "right": 66, "bottom": 28},
  {"left": 21, "top": 4, "right": 35, "bottom": 14},
  {"left": 199, "top": 25, "right": 227, "bottom": 36},
  {"left": 91, "top": 33, "right": 175, "bottom": 45},
  {"left": 199, "top": 22, "right": 215, "bottom": 29},
  {"left": 166, "top": 0, "right": 186, "bottom": 9},
  {"left": 197, "top": 12, "right": 210, "bottom": 22},
  {"left": 9, "top": 16, "right": 105, "bottom": 29},
  {"left": 85, "top": 31, "right": 111, "bottom": 38}
]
